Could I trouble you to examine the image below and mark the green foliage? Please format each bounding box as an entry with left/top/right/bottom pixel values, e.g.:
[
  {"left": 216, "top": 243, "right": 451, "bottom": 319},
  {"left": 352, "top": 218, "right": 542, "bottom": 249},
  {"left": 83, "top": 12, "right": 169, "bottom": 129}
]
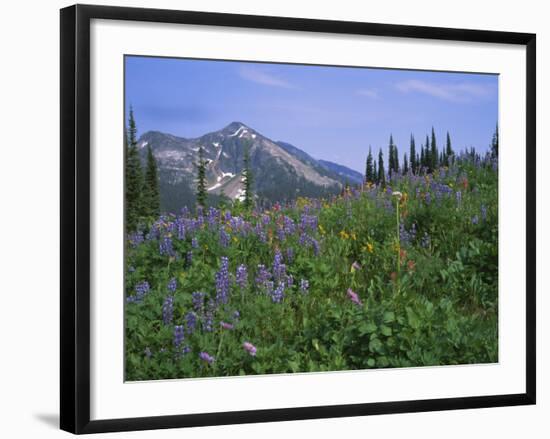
[
  {"left": 365, "top": 147, "right": 374, "bottom": 183},
  {"left": 125, "top": 107, "right": 144, "bottom": 232},
  {"left": 196, "top": 146, "right": 208, "bottom": 208},
  {"left": 125, "top": 156, "right": 498, "bottom": 380},
  {"left": 143, "top": 145, "right": 160, "bottom": 219}
]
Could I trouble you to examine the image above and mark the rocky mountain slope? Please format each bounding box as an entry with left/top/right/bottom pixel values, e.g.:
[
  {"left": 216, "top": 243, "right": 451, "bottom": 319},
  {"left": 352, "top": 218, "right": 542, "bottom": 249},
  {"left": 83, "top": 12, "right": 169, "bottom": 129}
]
[{"left": 138, "top": 122, "right": 363, "bottom": 212}]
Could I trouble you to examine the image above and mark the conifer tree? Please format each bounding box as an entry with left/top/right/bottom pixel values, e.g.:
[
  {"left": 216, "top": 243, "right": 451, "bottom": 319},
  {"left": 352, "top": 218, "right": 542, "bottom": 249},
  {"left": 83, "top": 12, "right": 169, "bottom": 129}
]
[
  {"left": 394, "top": 145, "right": 400, "bottom": 175},
  {"left": 388, "top": 135, "right": 395, "bottom": 178},
  {"left": 125, "top": 107, "right": 144, "bottom": 232},
  {"left": 491, "top": 123, "right": 499, "bottom": 159},
  {"left": 445, "top": 131, "right": 453, "bottom": 166},
  {"left": 430, "top": 127, "right": 438, "bottom": 172},
  {"left": 143, "top": 144, "right": 160, "bottom": 218},
  {"left": 403, "top": 153, "right": 409, "bottom": 175},
  {"left": 420, "top": 144, "right": 425, "bottom": 172},
  {"left": 409, "top": 134, "right": 417, "bottom": 174},
  {"left": 196, "top": 146, "right": 208, "bottom": 208},
  {"left": 365, "top": 146, "right": 374, "bottom": 183},
  {"left": 373, "top": 159, "right": 378, "bottom": 184},
  {"left": 242, "top": 143, "right": 254, "bottom": 211},
  {"left": 424, "top": 135, "right": 430, "bottom": 170},
  {"left": 378, "top": 148, "right": 385, "bottom": 186}
]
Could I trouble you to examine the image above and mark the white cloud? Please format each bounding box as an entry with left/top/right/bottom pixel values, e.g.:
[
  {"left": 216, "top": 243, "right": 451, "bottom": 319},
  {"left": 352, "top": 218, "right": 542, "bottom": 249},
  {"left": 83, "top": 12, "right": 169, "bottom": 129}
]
[
  {"left": 239, "top": 66, "right": 296, "bottom": 89},
  {"left": 357, "top": 88, "right": 379, "bottom": 99},
  {"left": 395, "top": 79, "right": 495, "bottom": 103}
]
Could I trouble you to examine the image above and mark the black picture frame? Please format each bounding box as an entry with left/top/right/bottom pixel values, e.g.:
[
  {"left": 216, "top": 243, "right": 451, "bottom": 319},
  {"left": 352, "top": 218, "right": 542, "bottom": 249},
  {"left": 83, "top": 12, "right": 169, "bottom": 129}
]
[{"left": 60, "top": 4, "right": 536, "bottom": 434}]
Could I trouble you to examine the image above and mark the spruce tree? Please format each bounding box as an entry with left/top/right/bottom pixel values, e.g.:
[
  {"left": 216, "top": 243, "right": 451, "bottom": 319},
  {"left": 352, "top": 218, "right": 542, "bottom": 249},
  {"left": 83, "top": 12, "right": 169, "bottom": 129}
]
[
  {"left": 403, "top": 153, "right": 409, "bottom": 175},
  {"left": 424, "top": 135, "right": 430, "bottom": 171},
  {"left": 242, "top": 143, "right": 254, "bottom": 211},
  {"left": 430, "top": 127, "right": 438, "bottom": 172},
  {"left": 409, "top": 134, "right": 417, "bottom": 174},
  {"left": 365, "top": 146, "right": 374, "bottom": 183},
  {"left": 445, "top": 131, "right": 453, "bottom": 166},
  {"left": 196, "top": 146, "right": 208, "bottom": 208},
  {"left": 420, "top": 144, "right": 425, "bottom": 172},
  {"left": 388, "top": 135, "right": 395, "bottom": 178},
  {"left": 125, "top": 107, "right": 144, "bottom": 232},
  {"left": 378, "top": 148, "right": 385, "bottom": 186},
  {"left": 144, "top": 144, "right": 160, "bottom": 218},
  {"left": 394, "top": 144, "right": 400, "bottom": 175},
  {"left": 373, "top": 160, "right": 378, "bottom": 184}
]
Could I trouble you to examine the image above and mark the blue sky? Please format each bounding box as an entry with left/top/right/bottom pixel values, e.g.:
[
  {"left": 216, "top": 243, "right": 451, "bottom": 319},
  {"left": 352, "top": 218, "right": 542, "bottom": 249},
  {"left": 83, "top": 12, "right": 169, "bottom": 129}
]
[{"left": 125, "top": 56, "right": 498, "bottom": 173}]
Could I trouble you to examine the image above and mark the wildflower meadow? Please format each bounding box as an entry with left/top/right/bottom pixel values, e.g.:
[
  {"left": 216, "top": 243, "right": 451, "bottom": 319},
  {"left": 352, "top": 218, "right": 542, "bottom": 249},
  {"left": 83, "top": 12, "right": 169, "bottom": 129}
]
[{"left": 125, "top": 154, "right": 498, "bottom": 381}]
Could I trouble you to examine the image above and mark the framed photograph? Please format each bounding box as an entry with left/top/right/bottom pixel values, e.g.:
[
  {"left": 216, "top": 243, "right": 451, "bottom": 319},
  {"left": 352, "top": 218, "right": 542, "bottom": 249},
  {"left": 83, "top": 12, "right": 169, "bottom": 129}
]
[{"left": 60, "top": 4, "right": 536, "bottom": 434}]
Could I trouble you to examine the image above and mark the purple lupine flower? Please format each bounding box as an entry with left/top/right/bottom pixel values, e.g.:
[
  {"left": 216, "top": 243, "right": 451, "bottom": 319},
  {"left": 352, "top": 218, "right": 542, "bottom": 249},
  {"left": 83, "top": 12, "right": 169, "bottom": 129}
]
[
  {"left": 128, "top": 231, "right": 145, "bottom": 247},
  {"left": 310, "top": 237, "right": 320, "bottom": 256},
  {"left": 286, "top": 274, "right": 294, "bottom": 288},
  {"left": 203, "top": 300, "right": 215, "bottom": 332},
  {"left": 162, "top": 295, "right": 174, "bottom": 325},
  {"left": 273, "top": 250, "right": 286, "bottom": 281},
  {"left": 243, "top": 341, "right": 257, "bottom": 356},
  {"left": 173, "top": 325, "right": 185, "bottom": 349},
  {"left": 186, "top": 251, "right": 193, "bottom": 265},
  {"left": 255, "top": 264, "right": 271, "bottom": 287},
  {"left": 220, "top": 321, "right": 234, "bottom": 330},
  {"left": 347, "top": 288, "right": 362, "bottom": 306},
  {"left": 167, "top": 278, "right": 177, "bottom": 293},
  {"left": 481, "top": 204, "right": 488, "bottom": 221},
  {"left": 425, "top": 192, "right": 431, "bottom": 205},
  {"left": 271, "top": 282, "right": 285, "bottom": 303},
  {"left": 192, "top": 292, "right": 205, "bottom": 313},
  {"left": 300, "top": 279, "right": 309, "bottom": 293},
  {"left": 219, "top": 228, "right": 230, "bottom": 247},
  {"left": 286, "top": 247, "right": 294, "bottom": 264},
  {"left": 191, "top": 237, "right": 199, "bottom": 248},
  {"left": 207, "top": 207, "right": 219, "bottom": 227},
  {"left": 199, "top": 351, "right": 215, "bottom": 364},
  {"left": 129, "top": 280, "right": 150, "bottom": 303},
  {"left": 175, "top": 218, "right": 186, "bottom": 240},
  {"left": 185, "top": 311, "right": 197, "bottom": 334},
  {"left": 159, "top": 235, "right": 175, "bottom": 257},
  {"left": 472, "top": 215, "right": 479, "bottom": 225},
  {"left": 236, "top": 264, "right": 248, "bottom": 289},
  {"left": 215, "top": 257, "right": 230, "bottom": 305},
  {"left": 455, "top": 191, "right": 462, "bottom": 205}
]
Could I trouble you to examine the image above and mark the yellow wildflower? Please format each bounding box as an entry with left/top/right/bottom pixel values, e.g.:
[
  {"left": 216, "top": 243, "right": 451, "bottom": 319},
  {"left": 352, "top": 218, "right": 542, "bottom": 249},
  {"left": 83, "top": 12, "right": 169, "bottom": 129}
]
[{"left": 367, "top": 243, "right": 373, "bottom": 253}]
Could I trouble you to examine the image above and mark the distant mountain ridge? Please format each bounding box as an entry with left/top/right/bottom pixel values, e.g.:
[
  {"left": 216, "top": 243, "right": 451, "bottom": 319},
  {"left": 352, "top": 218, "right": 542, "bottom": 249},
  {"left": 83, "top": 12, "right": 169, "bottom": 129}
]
[{"left": 138, "top": 122, "right": 364, "bottom": 212}]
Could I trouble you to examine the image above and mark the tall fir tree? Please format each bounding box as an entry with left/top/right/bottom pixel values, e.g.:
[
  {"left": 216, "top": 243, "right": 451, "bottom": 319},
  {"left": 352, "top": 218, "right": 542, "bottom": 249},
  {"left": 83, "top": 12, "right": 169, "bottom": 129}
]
[
  {"left": 388, "top": 135, "right": 395, "bottom": 178},
  {"left": 373, "top": 159, "right": 378, "bottom": 184},
  {"left": 365, "top": 146, "right": 374, "bottom": 183},
  {"left": 430, "top": 127, "right": 438, "bottom": 172},
  {"left": 491, "top": 123, "right": 499, "bottom": 159},
  {"left": 403, "top": 153, "right": 409, "bottom": 175},
  {"left": 242, "top": 143, "right": 254, "bottom": 211},
  {"left": 125, "top": 107, "right": 144, "bottom": 232},
  {"left": 409, "top": 134, "right": 417, "bottom": 174},
  {"left": 195, "top": 146, "right": 208, "bottom": 208},
  {"left": 445, "top": 131, "right": 453, "bottom": 166},
  {"left": 143, "top": 145, "right": 160, "bottom": 218},
  {"left": 424, "top": 135, "right": 430, "bottom": 170},
  {"left": 378, "top": 148, "right": 386, "bottom": 186},
  {"left": 420, "top": 144, "right": 425, "bottom": 172},
  {"left": 394, "top": 145, "right": 400, "bottom": 175}
]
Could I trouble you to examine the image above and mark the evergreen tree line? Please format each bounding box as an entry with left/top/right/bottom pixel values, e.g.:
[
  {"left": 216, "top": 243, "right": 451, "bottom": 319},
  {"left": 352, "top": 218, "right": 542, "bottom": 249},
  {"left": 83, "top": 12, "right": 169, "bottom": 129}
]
[
  {"left": 364, "top": 124, "right": 498, "bottom": 186},
  {"left": 125, "top": 107, "right": 161, "bottom": 232}
]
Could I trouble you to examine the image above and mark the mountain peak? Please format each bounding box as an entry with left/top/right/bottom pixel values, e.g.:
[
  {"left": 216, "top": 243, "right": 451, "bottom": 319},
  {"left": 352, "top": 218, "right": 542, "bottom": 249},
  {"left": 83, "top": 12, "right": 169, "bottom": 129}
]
[{"left": 223, "top": 121, "right": 248, "bottom": 132}]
